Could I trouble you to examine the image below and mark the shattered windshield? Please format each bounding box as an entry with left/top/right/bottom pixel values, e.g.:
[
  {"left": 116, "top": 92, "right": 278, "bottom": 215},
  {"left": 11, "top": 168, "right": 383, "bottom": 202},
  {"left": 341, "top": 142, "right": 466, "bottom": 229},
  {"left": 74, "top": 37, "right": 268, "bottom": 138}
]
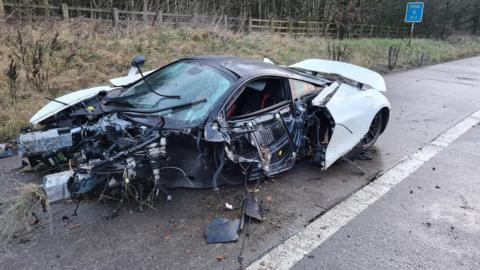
[{"left": 121, "top": 60, "right": 232, "bottom": 126}]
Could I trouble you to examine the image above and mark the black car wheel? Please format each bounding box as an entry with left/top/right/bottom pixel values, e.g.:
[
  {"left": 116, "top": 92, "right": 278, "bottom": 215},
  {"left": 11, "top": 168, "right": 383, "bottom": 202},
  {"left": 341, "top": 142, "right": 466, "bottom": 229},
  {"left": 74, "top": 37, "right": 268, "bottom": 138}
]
[{"left": 360, "top": 112, "right": 383, "bottom": 150}]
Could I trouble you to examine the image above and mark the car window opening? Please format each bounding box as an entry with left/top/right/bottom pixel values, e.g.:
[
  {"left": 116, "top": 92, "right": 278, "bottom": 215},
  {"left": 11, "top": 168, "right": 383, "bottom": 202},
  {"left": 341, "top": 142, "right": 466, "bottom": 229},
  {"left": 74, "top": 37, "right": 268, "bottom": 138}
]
[{"left": 226, "top": 78, "right": 289, "bottom": 119}]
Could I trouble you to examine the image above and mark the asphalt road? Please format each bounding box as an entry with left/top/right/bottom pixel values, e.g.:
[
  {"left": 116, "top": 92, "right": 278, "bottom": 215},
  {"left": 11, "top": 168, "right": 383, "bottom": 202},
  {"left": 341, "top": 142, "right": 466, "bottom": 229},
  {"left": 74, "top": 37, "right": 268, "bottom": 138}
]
[
  {"left": 292, "top": 109, "right": 480, "bottom": 270},
  {"left": 1, "top": 56, "right": 480, "bottom": 270}
]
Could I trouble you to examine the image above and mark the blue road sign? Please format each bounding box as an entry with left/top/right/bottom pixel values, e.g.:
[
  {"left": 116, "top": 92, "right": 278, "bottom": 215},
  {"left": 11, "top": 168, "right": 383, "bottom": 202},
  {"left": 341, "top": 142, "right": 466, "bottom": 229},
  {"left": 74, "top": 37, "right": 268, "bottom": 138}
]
[{"left": 405, "top": 2, "right": 424, "bottom": 23}]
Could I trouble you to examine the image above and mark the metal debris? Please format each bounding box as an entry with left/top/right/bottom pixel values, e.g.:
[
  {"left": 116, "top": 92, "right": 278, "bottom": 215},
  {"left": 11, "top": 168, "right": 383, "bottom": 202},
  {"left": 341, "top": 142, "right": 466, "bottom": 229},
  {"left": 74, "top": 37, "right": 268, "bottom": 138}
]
[
  {"left": 42, "top": 170, "right": 73, "bottom": 203},
  {"left": 205, "top": 218, "right": 240, "bottom": 244},
  {"left": 357, "top": 151, "right": 374, "bottom": 160},
  {"left": 0, "top": 144, "right": 15, "bottom": 159},
  {"left": 225, "top": 202, "right": 234, "bottom": 210},
  {"left": 244, "top": 194, "right": 264, "bottom": 222}
]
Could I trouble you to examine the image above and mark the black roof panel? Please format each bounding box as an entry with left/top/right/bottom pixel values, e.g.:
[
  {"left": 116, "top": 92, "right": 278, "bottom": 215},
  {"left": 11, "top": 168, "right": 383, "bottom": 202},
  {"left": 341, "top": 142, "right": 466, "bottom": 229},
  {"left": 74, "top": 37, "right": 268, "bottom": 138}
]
[{"left": 184, "top": 55, "right": 291, "bottom": 77}]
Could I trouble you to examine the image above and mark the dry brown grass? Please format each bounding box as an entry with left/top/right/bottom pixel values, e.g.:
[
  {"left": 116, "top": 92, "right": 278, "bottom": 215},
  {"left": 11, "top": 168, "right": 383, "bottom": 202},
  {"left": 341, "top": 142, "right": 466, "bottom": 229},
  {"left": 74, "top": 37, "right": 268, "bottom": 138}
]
[
  {"left": 0, "top": 183, "right": 48, "bottom": 242},
  {"left": 0, "top": 20, "right": 479, "bottom": 141}
]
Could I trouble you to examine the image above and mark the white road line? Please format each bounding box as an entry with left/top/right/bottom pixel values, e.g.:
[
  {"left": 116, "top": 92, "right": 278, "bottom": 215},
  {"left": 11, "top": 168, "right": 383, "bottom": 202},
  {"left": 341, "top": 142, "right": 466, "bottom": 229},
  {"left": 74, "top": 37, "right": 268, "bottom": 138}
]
[{"left": 247, "top": 109, "right": 480, "bottom": 270}]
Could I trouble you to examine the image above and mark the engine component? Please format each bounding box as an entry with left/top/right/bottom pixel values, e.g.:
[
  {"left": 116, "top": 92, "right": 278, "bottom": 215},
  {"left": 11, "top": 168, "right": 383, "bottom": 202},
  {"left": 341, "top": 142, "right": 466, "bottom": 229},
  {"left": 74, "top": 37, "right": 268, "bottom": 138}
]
[
  {"left": 67, "top": 172, "right": 105, "bottom": 199},
  {"left": 42, "top": 170, "right": 74, "bottom": 203},
  {"left": 16, "top": 128, "right": 73, "bottom": 157},
  {"left": 147, "top": 137, "right": 168, "bottom": 194},
  {"left": 126, "top": 157, "right": 137, "bottom": 180},
  {"left": 85, "top": 113, "right": 133, "bottom": 134}
]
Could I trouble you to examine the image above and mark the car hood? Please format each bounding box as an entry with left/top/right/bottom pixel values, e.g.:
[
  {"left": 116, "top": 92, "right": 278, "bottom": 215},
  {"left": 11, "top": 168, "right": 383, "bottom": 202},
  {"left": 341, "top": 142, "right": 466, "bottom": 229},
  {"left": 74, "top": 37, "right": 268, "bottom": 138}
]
[
  {"left": 30, "top": 69, "right": 159, "bottom": 125},
  {"left": 30, "top": 85, "right": 116, "bottom": 125}
]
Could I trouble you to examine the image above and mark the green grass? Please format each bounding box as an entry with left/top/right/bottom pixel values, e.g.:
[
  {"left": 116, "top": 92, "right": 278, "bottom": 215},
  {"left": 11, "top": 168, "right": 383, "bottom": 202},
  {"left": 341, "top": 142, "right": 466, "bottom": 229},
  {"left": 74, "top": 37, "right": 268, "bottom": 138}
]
[{"left": 0, "top": 21, "right": 479, "bottom": 142}]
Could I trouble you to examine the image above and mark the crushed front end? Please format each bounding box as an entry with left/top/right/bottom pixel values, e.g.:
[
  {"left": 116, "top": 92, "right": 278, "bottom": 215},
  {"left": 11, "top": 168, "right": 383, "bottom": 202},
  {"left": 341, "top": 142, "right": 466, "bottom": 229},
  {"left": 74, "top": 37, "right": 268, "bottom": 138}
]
[
  {"left": 18, "top": 108, "right": 220, "bottom": 207},
  {"left": 16, "top": 59, "right": 237, "bottom": 208}
]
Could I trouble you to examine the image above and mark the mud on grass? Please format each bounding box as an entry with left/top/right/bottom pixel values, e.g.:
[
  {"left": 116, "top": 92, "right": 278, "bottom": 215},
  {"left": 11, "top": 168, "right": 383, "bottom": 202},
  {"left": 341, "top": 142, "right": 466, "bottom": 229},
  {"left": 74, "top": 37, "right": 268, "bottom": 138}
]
[{"left": 1, "top": 20, "right": 480, "bottom": 142}]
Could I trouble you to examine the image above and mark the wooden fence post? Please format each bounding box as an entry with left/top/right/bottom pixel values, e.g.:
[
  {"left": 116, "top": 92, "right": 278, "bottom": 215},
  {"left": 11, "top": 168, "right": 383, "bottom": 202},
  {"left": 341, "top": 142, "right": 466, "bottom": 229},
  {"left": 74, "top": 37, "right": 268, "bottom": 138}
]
[
  {"left": 42, "top": 0, "right": 49, "bottom": 17},
  {"left": 289, "top": 20, "right": 293, "bottom": 34},
  {"left": 270, "top": 18, "right": 274, "bottom": 33},
  {"left": 248, "top": 17, "right": 252, "bottom": 32},
  {"left": 306, "top": 20, "right": 310, "bottom": 36},
  {"left": 61, "top": 3, "right": 69, "bottom": 20},
  {"left": 142, "top": 0, "right": 148, "bottom": 24},
  {"left": 224, "top": 15, "right": 228, "bottom": 29},
  {"left": 112, "top": 8, "right": 119, "bottom": 26},
  {"left": 0, "top": 0, "right": 5, "bottom": 19},
  {"left": 155, "top": 10, "right": 163, "bottom": 25},
  {"left": 370, "top": 25, "right": 374, "bottom": 37}
]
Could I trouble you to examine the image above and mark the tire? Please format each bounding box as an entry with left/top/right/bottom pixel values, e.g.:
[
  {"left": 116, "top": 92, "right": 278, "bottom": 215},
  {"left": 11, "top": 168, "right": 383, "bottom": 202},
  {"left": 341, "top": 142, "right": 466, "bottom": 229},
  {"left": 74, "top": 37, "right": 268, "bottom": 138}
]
[{"left": 351, "top": 112, "right": 384, "bottom": 155}]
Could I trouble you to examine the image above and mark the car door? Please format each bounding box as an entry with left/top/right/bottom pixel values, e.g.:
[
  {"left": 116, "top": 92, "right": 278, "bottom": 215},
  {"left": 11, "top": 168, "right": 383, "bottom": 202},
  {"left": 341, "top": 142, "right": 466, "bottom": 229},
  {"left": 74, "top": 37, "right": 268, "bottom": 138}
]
[
  {"left": 313, "top": 82, "right": 376, "bottom": 168},
  {"left": 225, "top": 77, "right": 303, "bottom": 177}
]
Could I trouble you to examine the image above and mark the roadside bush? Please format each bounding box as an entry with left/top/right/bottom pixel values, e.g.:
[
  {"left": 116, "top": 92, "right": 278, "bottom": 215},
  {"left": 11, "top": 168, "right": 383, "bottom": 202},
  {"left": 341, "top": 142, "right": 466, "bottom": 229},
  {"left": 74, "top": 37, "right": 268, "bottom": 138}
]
[
  {"left": 5, "top": 57, "right": 19, "bottom": 105},
  {"left": 6, "top": 30, "right": 76, "bottom": 95},
  {"left": 327, "top": 42, "right": 352, "bottom": 61},
  {"left": 387, "top": 45, "right": 401, "bottom": 70}
]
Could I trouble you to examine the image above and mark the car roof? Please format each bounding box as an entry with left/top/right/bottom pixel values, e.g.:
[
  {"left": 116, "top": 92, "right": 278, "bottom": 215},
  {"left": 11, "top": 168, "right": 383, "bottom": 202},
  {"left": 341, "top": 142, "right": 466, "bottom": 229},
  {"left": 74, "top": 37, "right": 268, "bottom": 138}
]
[
  {"left": 180, "top": 55, "right": 330, "bottom": 86},
  {"left": 182, "top": 55, "right": 292, "bottom": 77}
]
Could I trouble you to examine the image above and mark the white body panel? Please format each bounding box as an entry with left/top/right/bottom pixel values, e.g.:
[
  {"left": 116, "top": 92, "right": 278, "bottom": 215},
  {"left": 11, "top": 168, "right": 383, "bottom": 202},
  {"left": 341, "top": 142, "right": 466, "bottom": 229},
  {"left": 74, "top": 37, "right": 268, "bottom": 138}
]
[
  {"left": 312, "top": 83, "right": 390, "bottom": 168},
  {"left": 323, "top": 83, "right": 389, "bottom": 168},
  {"left": 298, "top": 59, "right": 390, "bottom": 168},
  {"left": 290, "top": 59, "right": 386, "bottom": 92},
  {"left": 30, "top": 69, "right": 157, "bottom": 125},
  {"left": 30, "top": 85, "right": 115, "bottom": 125}
]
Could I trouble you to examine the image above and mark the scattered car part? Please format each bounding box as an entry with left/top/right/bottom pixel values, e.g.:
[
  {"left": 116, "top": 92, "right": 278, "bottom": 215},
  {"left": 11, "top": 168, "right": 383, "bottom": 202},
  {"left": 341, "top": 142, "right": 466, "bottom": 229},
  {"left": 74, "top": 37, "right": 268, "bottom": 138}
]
[
  {"left": 244, "top": 194, "right": 264, "bottom": 222},
  {"left": 0, "top": 148, "right": 15, "bottom": 159},
  {"left": 205, "top": 218, "right": 240, "bottom": 244},
  {"left": 225, "top": 202, "right": 234, "bottom": 210},
  {"left": 42, "top": 170, "right": 73, "bottom": 203},
  {"left": 357, "top": 151, "right": 374, "bottom": 161}
]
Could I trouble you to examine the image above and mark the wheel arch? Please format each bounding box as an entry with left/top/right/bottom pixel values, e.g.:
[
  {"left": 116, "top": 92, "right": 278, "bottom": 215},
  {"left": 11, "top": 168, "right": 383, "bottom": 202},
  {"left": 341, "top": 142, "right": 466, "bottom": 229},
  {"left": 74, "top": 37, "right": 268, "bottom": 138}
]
[{"left": 378, "top": 107, "right": 390, "bottom": 133}]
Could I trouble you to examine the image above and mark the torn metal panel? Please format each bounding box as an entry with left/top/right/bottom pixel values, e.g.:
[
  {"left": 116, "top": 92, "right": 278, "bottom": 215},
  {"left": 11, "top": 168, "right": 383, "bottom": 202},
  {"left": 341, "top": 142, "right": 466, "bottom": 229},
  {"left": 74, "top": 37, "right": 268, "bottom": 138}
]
[
  {"left": 245, "top": 195, "right": 264, "bottom": 222},
  {"left": 204, "top": 122, "right": 230, "bottom": 143},
  {"left": 0, "top": 148, "right": 15, "bottom": 159},
  {"left": 205, "top": 218, "right": 240, "bottom": 243}
]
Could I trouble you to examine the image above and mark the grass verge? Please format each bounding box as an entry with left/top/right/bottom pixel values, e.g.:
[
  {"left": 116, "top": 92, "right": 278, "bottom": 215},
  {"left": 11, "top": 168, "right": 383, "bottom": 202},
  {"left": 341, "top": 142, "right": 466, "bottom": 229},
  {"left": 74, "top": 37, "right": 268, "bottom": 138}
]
[{"left": 0, "top": 21, "right": 479, "bottom": 142}]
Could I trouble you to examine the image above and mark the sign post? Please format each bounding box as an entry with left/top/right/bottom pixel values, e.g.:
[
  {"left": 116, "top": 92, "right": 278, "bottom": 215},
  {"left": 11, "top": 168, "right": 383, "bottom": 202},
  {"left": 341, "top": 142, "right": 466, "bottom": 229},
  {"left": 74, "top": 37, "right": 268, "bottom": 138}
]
[{"left": 405, "top": 2, "right": 424, "bottom": 46}]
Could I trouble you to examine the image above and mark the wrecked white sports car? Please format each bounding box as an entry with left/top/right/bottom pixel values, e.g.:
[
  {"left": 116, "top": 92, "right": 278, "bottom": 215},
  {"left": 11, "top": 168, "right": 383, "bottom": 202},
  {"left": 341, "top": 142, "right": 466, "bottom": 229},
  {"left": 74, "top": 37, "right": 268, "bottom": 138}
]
[{"left": 16, "top": 56, "right": 390, "bottom": 209}]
